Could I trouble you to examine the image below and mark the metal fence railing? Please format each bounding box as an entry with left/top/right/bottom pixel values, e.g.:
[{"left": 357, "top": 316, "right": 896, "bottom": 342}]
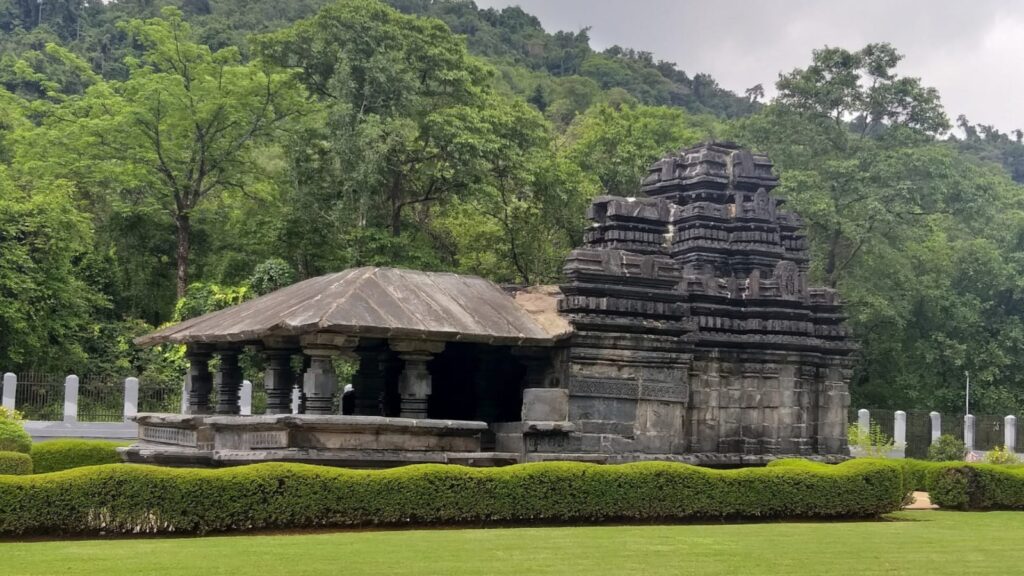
[
  {"left": 78, "top": 377, "right": 125, "bottom": 422},
  {"left": 13, "top": 372, "right": 65, "bottom": 421}
]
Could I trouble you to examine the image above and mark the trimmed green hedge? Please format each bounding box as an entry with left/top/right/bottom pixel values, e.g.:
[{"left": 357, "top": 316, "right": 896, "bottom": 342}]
[
  {"left": 0, "top": 459, "right": 904, "bottom": 536},
  {"left": 30, "top": 440, "right": 129, "bottom": 474},
  {"left": 0, "top": 451, "right": 32, "bottom": 475},
  {"left": 0, "top": 420, "right": 31, "bottom": 454},
  {"left": 928, "top": 464, "right": 1024, "bottom": 510}
]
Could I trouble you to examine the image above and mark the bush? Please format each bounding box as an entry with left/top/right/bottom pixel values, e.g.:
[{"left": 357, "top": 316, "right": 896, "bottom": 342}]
[
  {"left": 769, "top": 457, "right": 955, "bottom": 495},
  {"left": 847, "top": 422, "right": 894, "bottom": 458},
  {"left": 928, "top": 464, "right": 1024, "bottom": 510},
  {"left": 0, "top": 451, "right": 32, "bottom": 475},
  {"left": 928, "top": 435, "right": 965, "bottom": 461},
  {"left": 30, "top": 440, "right": 128, "bottom": 474},
  {"left": 0, "top": 420, "right": 31, "bottom": 454},
  {"left": 0, "top": 459, "right": 905, "bottom": 536},
  {"left": 984, "top": 445, "right": 1020, "bottom": 465}
]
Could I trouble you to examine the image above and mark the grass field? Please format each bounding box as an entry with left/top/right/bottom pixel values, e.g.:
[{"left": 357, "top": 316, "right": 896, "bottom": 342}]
[{"left": 0, "top": 511, "right": 1018, "bottom": 575}]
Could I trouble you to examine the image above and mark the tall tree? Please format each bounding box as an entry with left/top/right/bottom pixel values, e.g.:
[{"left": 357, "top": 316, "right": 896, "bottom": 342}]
[{"left": 18, "top": 7, "right": 303, "bottom": 297}]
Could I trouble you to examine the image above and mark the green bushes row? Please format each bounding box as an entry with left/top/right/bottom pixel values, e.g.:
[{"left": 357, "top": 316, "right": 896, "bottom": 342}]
[
  {"left": 0, "top": 452, "right": 32, "bottom": 475},
  {"left": 30, "top": 440, "right": 128, "bottom": 474},
  {"left": 772, "top": 457, "right": 1024, "bottom": 511},
  {"left": 928, "top": 464, "right": 1024, "bottom": 509},
  {"left": 0, "top": 459, "right": 905, "bottom": 536}
]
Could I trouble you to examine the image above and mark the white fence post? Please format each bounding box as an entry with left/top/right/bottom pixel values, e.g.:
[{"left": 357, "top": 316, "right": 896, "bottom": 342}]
[
  {"left": 63, "top": 375, "right": 79, "bottom": 423},
  {"left": 1, "top": 373, "right": 15, "bottom": 412},
  {"left": 857, "top": 408, "right": 870, "bottom": 437},
  {"left": 929, "top": 411, "right": 941, "bottom": 444},
  {"left": 240, "top": 380, "right": 253, "bottom": 416},
  {"left": 123, "top": 377, "right": 139, "bottom": 420},
  {"left": 964, "top": 414, "right": 975, "bottom": 452},
  {"left": 893, "top": 410, "right": 907, "bottom": 458},
  {"left": 1005, "top": 415, "right": 1017, "bottom": 453}
]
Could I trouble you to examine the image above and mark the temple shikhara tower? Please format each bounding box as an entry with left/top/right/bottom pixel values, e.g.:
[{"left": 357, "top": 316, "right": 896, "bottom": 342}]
[
  {"left": 557, "top": 142, "right": 854, "bottom": 462},
  {"left": 128, "top": 142, "right": 855, "bottom": 467}
]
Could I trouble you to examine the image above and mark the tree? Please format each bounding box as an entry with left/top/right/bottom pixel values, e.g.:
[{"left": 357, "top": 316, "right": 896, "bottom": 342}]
[
  {"left": 563, "top": 104, "right": 717, "bottom": 197},
  {"left": 0, "top": 166, "right": 104, "bottom": 372},
  {"left": 257, "top": 0, "right": 498, "bottom": 241},
  {"left": 18, "top": 7, "right": 303, "bottom": 297}
]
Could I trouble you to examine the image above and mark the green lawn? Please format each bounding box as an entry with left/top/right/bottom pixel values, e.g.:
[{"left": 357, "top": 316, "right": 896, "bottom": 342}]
[{"left": 0, "top": 511, "right": 1017, "bottom": 575}]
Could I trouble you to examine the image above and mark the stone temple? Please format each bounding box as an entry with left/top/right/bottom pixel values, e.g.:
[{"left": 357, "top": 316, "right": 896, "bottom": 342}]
[{"left": 126, "top": 142, "right": 855, "bottom": 467}]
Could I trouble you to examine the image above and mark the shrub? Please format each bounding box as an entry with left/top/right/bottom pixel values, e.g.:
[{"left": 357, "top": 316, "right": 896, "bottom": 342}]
[
  {"left": 928, "top": 464, "right": 1024, "bottom": 510},
  {"left": 769, "top": 457, "right": 955, "bottom": 495},
  {"left": 928, "top": 435, "right": 965, "bottom": 461},
  {"left": 30, "top": 440, "right": 128, "bottom": 474},
  {"left": 0, "top": 451, "right": 32, "bottom": 475},
  {"left": 984, "top": 445, "right": 1019, "bottom": 465},
  {"left": 0, "top": 459, "right": 905, "bottom": 536},
  {"left": 0, "top": 419, "right": 31, "bottom": 454},
  {"left": 847, "top": 422, "right": 893, "bottom": 458}
]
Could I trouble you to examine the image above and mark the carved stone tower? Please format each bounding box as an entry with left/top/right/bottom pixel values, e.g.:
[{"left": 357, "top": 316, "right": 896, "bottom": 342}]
[{"left": 555, "top": 142, "right": 855, "bottom": 463}]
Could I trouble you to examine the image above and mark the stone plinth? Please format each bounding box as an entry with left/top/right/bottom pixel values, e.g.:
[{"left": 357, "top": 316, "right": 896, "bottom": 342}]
[{"left": 122, "top": 413, "right": 497, "bottom": 468}]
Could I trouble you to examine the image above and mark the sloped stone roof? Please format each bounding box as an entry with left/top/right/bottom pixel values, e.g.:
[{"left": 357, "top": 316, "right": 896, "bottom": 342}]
[{"left": 135, "top": 267, "right": 569, "bottom": 347}]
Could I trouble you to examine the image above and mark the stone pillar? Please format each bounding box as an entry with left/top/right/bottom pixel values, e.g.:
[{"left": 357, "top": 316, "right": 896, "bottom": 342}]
[
  {"left": 964, "top": 414, "right": 975, "bottom": 452},
  {"left": 893, "top": 410, "right": 906, "bottom": 458},
  {"left": 214, "top": 348, "right": 243, "bottom": 415},
  {"left": 352, "top": 348, "right": 387, "bottom": 416},
  {"left": 390, "top": 339, "right": 445, "bottom": 419},
  {"left": 291, "top": 386, "right": 302, "bottom": 415},
  {"left": 1005, "top": 415, "right": 1017, "bottom": 453},
  {"left": 301, "top": 333, "right": 358, "bottom": 415},
  {"left": 930, "top": 411, "right": 941, "bottom": 444},
  {"left": 857, "top": 408, "right": 870, "bottom": 437},
  {"left": 185, "top": 345, "right": 214, "bottom": 415},
  {"left": 262, "top": 349, "right": 297, "bottom": 415},
  {"left": 240, "top": 380, "right": 253, "bottom": 415},
  {"left": 123, "top": 377, "right": 139, "bottom": 420},
  {"left": 2, "top": 373, "right": 15, "bottom": 412},
  {"left": 63, "top": 375, "right": 79, "bottom": 423}
]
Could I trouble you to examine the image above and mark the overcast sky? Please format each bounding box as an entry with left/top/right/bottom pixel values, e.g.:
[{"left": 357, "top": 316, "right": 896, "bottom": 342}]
[{"left": 475, "top": 0, "right": 1024, "bottom": 132}]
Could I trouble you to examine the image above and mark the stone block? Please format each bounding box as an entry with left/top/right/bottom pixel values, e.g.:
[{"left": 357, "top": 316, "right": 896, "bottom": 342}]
[
  {"left": 569, "top": 396, "right": 637, "bottom": 424},
  {"left": 521, "top": 388, "right": 569, "bottom": 422}
]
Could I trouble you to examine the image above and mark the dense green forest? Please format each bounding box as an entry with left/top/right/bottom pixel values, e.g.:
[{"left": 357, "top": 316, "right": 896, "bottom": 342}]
[{"left": 3, "top": 0, "right": 1024, "bottom": 414}]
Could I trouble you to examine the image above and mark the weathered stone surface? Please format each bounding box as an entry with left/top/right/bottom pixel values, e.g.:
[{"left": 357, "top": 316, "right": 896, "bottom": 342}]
[{"left": 521, "top": 388, "right": 569, "bottom": 422}]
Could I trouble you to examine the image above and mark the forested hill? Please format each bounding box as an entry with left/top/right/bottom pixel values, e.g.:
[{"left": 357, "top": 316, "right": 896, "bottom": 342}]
[
  {"left": 4, "top": 0, "right": 1024, "bottom": 415},
  {"left": 0, "top": 0, "right": 757, "bottom": 118}
]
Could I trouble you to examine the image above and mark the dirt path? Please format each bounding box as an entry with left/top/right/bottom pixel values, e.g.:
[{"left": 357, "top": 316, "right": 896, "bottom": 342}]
[{"left": 904, "top": 491, "right": 939, "bottom": 510}]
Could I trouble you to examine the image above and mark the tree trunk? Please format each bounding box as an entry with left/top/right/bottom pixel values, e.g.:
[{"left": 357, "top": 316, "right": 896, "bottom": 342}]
[
  {"left": 389, "top": 172, "right": 402, "bottom": 237},
  {"left": 175, "top": 213, "right": 191, "bottom": 299},
  {"left": 825, "top": 229, "right": 840, "bottom": 288}
]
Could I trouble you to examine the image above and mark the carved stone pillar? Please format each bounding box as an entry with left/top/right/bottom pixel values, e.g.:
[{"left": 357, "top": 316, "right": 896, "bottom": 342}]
[
  {"left": 185, "top": 344, "right": 214, "bottom": 415},
  {"left": 262, "top": 347, "right": 297, "bottom": 415},
  {"left": 391, "top": 340, "right": 445, "bottom": 419},
  {"left": 301, "top": 333, "right": 358, "bottom": 415},
  {"left": 214, "top": 348, "right": 243, "bottom": 415}
]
